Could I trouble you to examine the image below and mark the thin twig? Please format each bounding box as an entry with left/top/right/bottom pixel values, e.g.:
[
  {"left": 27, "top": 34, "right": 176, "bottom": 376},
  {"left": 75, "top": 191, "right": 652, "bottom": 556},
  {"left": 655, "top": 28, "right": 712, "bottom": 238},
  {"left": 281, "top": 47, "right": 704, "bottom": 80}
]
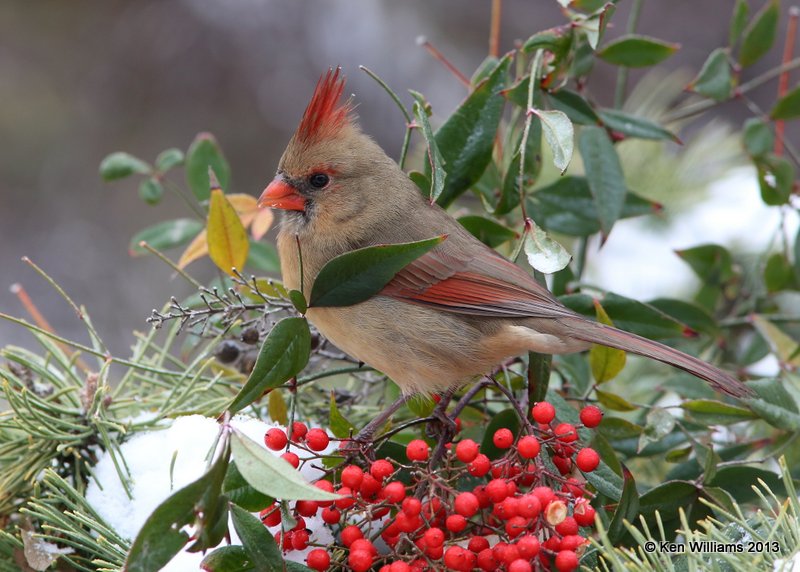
[
  {"left": 417, "top": 37, "right": 471, "bottom": 87},
  {"left": 613, "top": 0, "right": 644, "bottom": 109},
  {"left": 489, "top": 0, "right": 502, "bottom": 58}
]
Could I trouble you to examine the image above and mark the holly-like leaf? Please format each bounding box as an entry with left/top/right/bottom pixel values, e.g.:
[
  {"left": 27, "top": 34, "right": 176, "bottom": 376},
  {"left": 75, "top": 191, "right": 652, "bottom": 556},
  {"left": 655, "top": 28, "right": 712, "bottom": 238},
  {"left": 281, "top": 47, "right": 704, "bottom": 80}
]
[
  {"left": 743, "top": 118, "right": 774, "bottom": 158},
  {"left": 606, "top": 466, "right": 639, "bottom": 544},
  {"left": 680, "top": 399, "right": 757, "bottom": 425},
  {"left": 771, "top": 84, "right": 800, "bottom": 120},
  {"left": 229, "top": 504, "right": 283, "bottom": 571},
  {"left": 595, "top": 389, "right": 637, "bottom": 412},
  {"left": 207, "top": 188, "right": 249, "bottom": 276},
  {"left": 200, "top": 546, "right": 254, "bottom": 572},
  {"left": 688, "top": 48, "right": 733, "bottom": 101},
  {"left": 129, "top": 219, "right": 204, "bottom": 257},
  {"left": 228, "top": 317, "right": 311, "bottom": 414},
  {"left": 546, "top": 89, "right": 600, "bottom": 125},
  {"left": 729, "top": 0, "right": 750, "bottom": 45},
  {"left": 532, "top": 109, "right": 574, "bottom": 173},
  {"left": 589, "top": 300, "right": 626, "bottom": 383},
  {"left": 230, "top": 430, "right": 339, "bottom": 501},
  {"left": 138, "top": 178, "right": 164, "bottom": 205},
  {"left": 579, "top": 126, "right": 627, "bottom": 235},
  {"left": 309, "top": 236, "right": 446, "bottom": 308},
  {"left": 561, "top": 292, "right": 686, "bottom": 339},
  {"left": 186, "top": 133, "right": 231, "bottom": 201},
  {"left": 739, "top": 0, "right": 779, "bottom": 67},
  {"left": 598, "top": 109, "right": 680, "bottom": 143},
  {"left": 458, "top": 216, "right": 518, "bottom": 247},
  {"left": 523, "top": 221, "right": 571, "bottom": 274},
  {"left": 223, "top": 463, "right": 271, "bottom": 512},
  {"left": 411, "top": 92, "right": 446, "bottom": 204},
  {"left": 99, "top": 151, "right": 151, "bottom": 181},
  {"left": 675, "top": 244, "right": 734, "bottom": 282},
  {"left": 597, "top": 35, "right": 679, "bottom": 67},
  {"left": 755, "top": 154, "right": 795, "bottom": 206},
  {"left": 329, "top": 392, "right": 356, "bottom": 439},
  {"left": 498, "top": 118, "right": 542, "bottom": 215}
]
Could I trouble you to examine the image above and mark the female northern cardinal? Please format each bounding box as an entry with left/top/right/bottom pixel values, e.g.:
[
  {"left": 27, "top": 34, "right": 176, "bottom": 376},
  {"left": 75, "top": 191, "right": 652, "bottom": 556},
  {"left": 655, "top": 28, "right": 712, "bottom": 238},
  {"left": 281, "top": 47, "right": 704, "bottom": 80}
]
[{"left": 258, "top": 68, "right": 751, "bottom": 399}]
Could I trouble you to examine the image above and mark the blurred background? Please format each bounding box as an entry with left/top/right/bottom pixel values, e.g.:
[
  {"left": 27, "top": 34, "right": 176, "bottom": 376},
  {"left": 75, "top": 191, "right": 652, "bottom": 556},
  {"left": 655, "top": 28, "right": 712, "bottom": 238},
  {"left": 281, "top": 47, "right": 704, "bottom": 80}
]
[{"left": 0, "top": 0, "right": 794, "bottom": 356}]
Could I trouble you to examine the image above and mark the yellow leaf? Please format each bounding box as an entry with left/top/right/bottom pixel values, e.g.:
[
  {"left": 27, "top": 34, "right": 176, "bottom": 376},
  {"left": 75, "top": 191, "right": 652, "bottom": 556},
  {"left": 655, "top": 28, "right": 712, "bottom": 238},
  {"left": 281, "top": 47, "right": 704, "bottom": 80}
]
[
  {"left": 595, "top": 389, "right": 637, "bottom": 411},
  {"left": 176, "top": 229, "right": 208, "bottom": 270},
  {"left": 251, "top": 208, "right": 275, "bottom": 241},
  {"left": 227, "top": 193, "right": 259, "bottom": 228},
  {"left": 207, "top": 188, "right": 249, "bottom": 275},
  {"left": 589, "top": 299, "right": 627, "bottom": 383},
  {"left": 751, "top": 314, "right": 800, "bottom": 366},
  {"left": 268, "top": 390, "right": 288, "bottom": 425}
]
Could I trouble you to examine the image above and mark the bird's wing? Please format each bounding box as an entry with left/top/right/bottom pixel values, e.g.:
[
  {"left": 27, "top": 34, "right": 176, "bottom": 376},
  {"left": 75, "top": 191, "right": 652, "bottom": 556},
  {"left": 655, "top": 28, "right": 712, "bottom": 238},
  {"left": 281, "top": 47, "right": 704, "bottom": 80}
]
[{"left": 381, "top": 245, "right": 575, "bottom": 320}]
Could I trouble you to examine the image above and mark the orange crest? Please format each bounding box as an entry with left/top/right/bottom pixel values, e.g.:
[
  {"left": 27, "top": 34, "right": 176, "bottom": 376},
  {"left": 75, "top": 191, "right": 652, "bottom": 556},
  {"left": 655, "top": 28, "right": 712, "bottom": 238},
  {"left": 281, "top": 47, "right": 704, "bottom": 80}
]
[{"left": 295, "top": 67, "right": 352, "bottom": 144}]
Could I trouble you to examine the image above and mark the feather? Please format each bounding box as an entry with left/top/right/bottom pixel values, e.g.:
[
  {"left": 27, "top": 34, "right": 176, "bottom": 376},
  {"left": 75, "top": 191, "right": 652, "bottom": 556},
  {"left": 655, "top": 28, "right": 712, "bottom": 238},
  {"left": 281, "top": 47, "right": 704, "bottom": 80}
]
[{"left": 295, "top": 67, "right": 352, "bottom": 145}]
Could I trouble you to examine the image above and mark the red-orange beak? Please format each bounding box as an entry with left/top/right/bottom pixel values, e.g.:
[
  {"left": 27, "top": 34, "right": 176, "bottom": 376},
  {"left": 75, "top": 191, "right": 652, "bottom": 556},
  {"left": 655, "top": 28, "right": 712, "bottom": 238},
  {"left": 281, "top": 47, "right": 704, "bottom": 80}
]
[{"left": 258, "top": 177, "right": 307, "bottom": 211}]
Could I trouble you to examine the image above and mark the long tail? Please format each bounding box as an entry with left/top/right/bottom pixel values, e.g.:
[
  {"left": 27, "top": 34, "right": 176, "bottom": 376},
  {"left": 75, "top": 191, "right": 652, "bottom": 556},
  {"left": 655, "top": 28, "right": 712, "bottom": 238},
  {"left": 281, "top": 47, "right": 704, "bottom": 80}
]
[{"left": 559, "top": 317, "right": 752, "bottom": 398}]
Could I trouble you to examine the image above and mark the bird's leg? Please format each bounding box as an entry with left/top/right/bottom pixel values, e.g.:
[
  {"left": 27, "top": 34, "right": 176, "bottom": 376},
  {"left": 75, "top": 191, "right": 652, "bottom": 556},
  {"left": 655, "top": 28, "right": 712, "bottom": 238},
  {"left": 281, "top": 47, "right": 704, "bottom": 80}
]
[{"left": 426, "top": 387, "right": 458, "bottom": 442}]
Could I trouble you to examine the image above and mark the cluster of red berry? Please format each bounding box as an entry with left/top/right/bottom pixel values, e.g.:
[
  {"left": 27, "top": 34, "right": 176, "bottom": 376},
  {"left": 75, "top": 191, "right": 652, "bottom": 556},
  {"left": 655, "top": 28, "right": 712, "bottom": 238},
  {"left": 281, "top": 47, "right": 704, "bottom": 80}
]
[{"left": 259, "top": 402, "right": 604, "bottom": 571}]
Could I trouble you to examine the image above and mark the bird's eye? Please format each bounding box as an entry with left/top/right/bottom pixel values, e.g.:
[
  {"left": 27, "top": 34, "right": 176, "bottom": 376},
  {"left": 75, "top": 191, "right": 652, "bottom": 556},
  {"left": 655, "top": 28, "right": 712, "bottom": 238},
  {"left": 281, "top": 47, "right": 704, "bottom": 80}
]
[{"left": 308, "top": 173, "right": 330, "bottom": 189}]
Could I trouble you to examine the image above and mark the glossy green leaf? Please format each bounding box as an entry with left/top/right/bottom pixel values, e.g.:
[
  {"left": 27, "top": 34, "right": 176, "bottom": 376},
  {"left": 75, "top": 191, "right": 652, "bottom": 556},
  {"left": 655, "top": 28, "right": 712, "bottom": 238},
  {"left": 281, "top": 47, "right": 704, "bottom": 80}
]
[
  {"left": 729, "top": 0, "right": 750, "bottom": 45},
  {"left": 498, "top": 118, "right": 542, "bottom": 215},
  {"left": 595, "top": 389, "right": 637, "bottom": 412},
  {"left": 229, "top": 504, "right": 283, "bottom": 571},
  {"left": 547, "top": 89, "right": 600, "bottom": 125},
  {"left": 529, "top": 176, "right": 658, "bottom": 237},
  {"left": 589, "top": 300, "right": 626, "bottom": 383},
  {"left": 598, "top": 109, "right": 680, "bottom": 143},
  {"left": 458, "top": 216, "right": 518, "bottom": 247},
  {"left": 680, "top": 399, "right": 757, "bottom": 425},
  {"left": 523, "top": 221, "right": 571, "bottom": 274},
  {"left": 771, "top": 84, "right": 800, "bottom": 120},
  {"left": 598, "top": 417, "right": 642, "bottom": 440},
  {"left": 584, "top": 460, "right": 624, "bottom": 500},
  {"left": 156, "top": 148, "right": 185, "bottom": 172},
  {"left": 309, "top": 236, "right": 445, "bottom": 308},
  {"left": 470, "top": 55, "right": 500, "bottom": 85},
  {"left": 227, "top": 317, "right": 311, "bottom": 414},
  {"left": 579, "top": 2, "right": 615, "bottom": 50},
  {"left": 689, "top": 48, "right": 733, "bottom": 101},
  {"left": 597, "top": 34, "right": 679, "bottom": 67},
  {"left": 200, "top": 545, "right": 255, "bottom": 571},
  {"left": 607, "top": 466, "right": 639, "bottom": 544},
  {"left": 743, "top": 118, "right": 774, "bottom": 158},
  {"left": 561, "top": 292, "right": 685, "bottom": 339},
  {"left": 532, "top": 109, "right": 574, "bottom": 173},
  {"left": 223, "top": 461, "right": 272, "bottom": 512},
  {"left": 638, "top": 481, "right": 698, "bottom": 518},
  {"left": 408, "top": 170, "right": 429, "bottom": 194},
  {"left": 138, "top": 178, "right": 164, "bottom": 205},
  {"left": 231, "top": 430, "right": 339, "bottom": 501},
  {"left": 739, "top": 0, "right": 779, "bottom": 67},
  {"left": 186, "top": 132, "right": 231, "bottom": 201},
  {"left": 432, "top": 54, "right": 512, "bottom": 206},
  {"left": 755, "top": 153, "right": 795, "bottom": 205},
  {"left": 481, "top": 409, "right": 520, "bottom": 460},
  {"left": 329, "top": 392, "right": 356, "bottom": 439},
  {"left": 411, "top": 92, "right": 445, "bottom": 204},
  {"left": 675, "top": 244, "right": 734, "bottom": 282},
  {"left": 747, "top": 377, "right": 800, "bottom": 413},
  {"left": 99, "top": 151, "right": 150, "bottom": 181},
  {"left": 289, "top": 290, "right": 307, "bottom": 314},
  {"left": 579, "top": 126, "right": 626, "bottom": 235},
  {"left": 522, "top": 30, "right": 573, "bottom": 58},
  {"left": 708, "top": 466, "right": 785, "bottom": 503},
  {"left": 129, "top": 218, "right": 204, "bottom": 257},
  {"left": 647, "top": 298, "right": 718, "bottom": 337},
  {"left": 246, "top": 241, "right": 280, "bottom": 274},
  {"left": 764, "top": 252, "right": 795, "bottom": 292}
]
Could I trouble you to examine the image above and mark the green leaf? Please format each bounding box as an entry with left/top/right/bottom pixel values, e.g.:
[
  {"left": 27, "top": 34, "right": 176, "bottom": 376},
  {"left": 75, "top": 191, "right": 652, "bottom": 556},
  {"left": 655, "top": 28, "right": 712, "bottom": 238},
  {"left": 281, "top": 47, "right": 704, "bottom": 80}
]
[
  {"left": 223, "top": 462, "right": 272, "bottom": 512},
  {"left": 755, "top": 154, "right": 795, "bottom": 206},
  {"left": 156, "top": 148, "right": 185, "bottom": 172},
  {"left": 546, "top": 89, "right": 600, "bottom": 125},
  {"left": 597, "top": 35, "right": 679, "bottom": 67},
  {"left": 638, "top": 481, "right": 698, "bottom": 519},
  {"left": 561, "top": 292, "right": 685, "bottom": 339},
  {"left": 231, "top": 430, "right": 339, "bottom": 501},
  {"left": 739, "top": 0, "right": 779, "bottom": 67},
  {"left": 532, "top": 109, "right": 574, "bottom": 174},
  {"left": 598, "top": 109, "right": 680, "bottom": 143},
  {"left": 589, "top": 300, "right": 626, "bottom": 383},
  {"left": 329, "top": 392, "right": 356, "bottom": 439},
  {"left": 680, "top": 399, "right": 757, "bottom": 425},
  {"left": 207, "top": 188, "right": 249, "bottom": 276},
  {"left": 411, "top": 92, "right": 446, "bottom": 204},
  {"left": 529, "top": 176, "right": 658, "bottom": 237},
  {"left": 246, "top": 241, "right": 281, "bottom": 274},
  {"left": 432, "top": 54, "right": 512, "bottom": 206},
  {"left": 579, "top": 126, "right": 627, "bottom": 235},
  {"left": 729, "top": 0, "right": 750, "bottom": 45},
  {"left": 138, "top": 178, "right": 164, "bottom": 205},
  {"left": 771, "top": 84, "right": 800, "bottom": 120},
  {"left": 200, "top": 545, "right": 255, "bottom": 571},
  {"left": 308, "top": 236, "right": 446, "bottom": 308},
  {"left": 708, "top": 466, "right": 785, "bottom": 503},
  {"left": 228, "top": 317, "right": 311, "bottom": 414},
  {"left": 289, "top": 290, "right": 308, "bottom": 314},
  {"left": 743, "top": 118, "right": 774, "bottom": 158},
  {"left": 607, "top": 466, "right": 639, "bottom": 544},
  {"left": 458, "top": 216, "right": 518, "bottom": 247},
  {"left": 764, "top": 252, "right": 795, "bottom": 292},
  {"left": 129, "top": 218, "right": 204, "bottom": 257},
  {"left": 522, "top": 30, "right": 573, "bottom": 58},
  {"left": 689, "top": 48, "right": 733, "bottom": 101},
  {"left": 675, "top": 244, "right": 734, "bottom": 282},
  {"left": 595, "top": 389, "right": 637, "bottom": 412},
  {"left": 750, "top": 316, "right": 800, "bottom": 367},
  {"left": 523, "top": 221, "right": 571, "bottom": 274},
  {"left": 99, "top": 151, "right": 151, "bottom": 181},
  {"left": 647, "top": 298, "right": 718, "bottom": 337},
  {"left": 186, "top": 132, "right": 231, "bottom": 201},
  {"left": 481, "top": 409, "right": 520, "bottom": 460},
  {"left": 229, "top": 504, "right": 283, "bottom": 571},
  {"left": 498, "top": 118, "right": 542, "bottom": 215},
  {"left": 584, "top": 460, "right": 624, "bottom": 500}
]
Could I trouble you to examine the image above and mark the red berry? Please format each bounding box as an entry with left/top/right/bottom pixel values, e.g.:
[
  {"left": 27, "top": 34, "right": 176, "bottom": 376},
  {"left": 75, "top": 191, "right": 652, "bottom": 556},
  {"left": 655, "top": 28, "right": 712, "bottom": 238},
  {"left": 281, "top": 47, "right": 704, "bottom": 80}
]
[
  {"left": 350, "top": 538, "right": 377, "bottom": 555},
  {"left": 554, "top": 423, "right": 578, "bottom": 443},
  {"left": 281, "top": 451, "right": 300, "bottom": 468},
  {"left": 468, "top": 454, "right": 491, "bottom": 477},
  {"left": 516, "top": 494, "right": 542, "bottom": 519},
  {"left": 370, "top": 459, "right": 394, "bottom": 481},
  {"left": 423, "top": 527, "right": 445, "bottom": 547},
  {"left": 552, "top": 454, "right": 572, "bottom": 475},
  {"left": 560, "top": 535, "right": 586, "bottom": 552},
  {"left": 348, "top": 550, "right": 373, "bottom": 572},
  {"left": 472, "top": 485, "right": 491, "bottom": 508},
  {"left": 360, "top": 474, "right": 382, "bottom": 499},
  {"left": 555, "top": 549, "right": 579, "bottom": 571},
  {"left": 477, "top": 548, "right": 499, "bottom": 571},
  {"left": 496, "top": 543, "right": 520, "bottom": 565},
  {"left": 306, "top": 548, "right": 330, "bottom": 571},
  {"left": 395, "top": 511, "right": 422, "bottom": 533},
  {"left": 485, "top": 479, "right": 509, "bottom": 503},
  {"left": 340, "top": 524, "right": 363, "bottom": 547},
  {"left": 579, "top": 405, "right": 603, "bottom": 428},
  {"left": 259, "top": 504, "right": 280, "bottom": 527},
  {"left": 531, "top": 401, "right": 556, "bottom": 424},
  {"left": 508, "top": 560, "right": 532, "bottom": 572},
  {"left": 454, "top": 492, "right": 480, "bottom": 517},
  {"left": 468, "top": 536, "right": 490, "bottom": 553},
  {"left": 573, "top": 498, "right": 596, "bottom": 527},
  {"left": 505, "top": 515, "right": 527, "bottom": 538},
  {"left": 493, "top": 428, "right": 514, "bottom": 449},
  {"left": 334, "top": 486, "right": 356, "bottom": 509},
  {"left": 516, "top": 534, "right": 540, "bottom": 558},
  {"left": 289, "top": 421, "right": 308, "bottom": 442},
  {"left": 455, "top": 439, "right": 480, "bottom": 463},
  {"left": 517, "top": 435, "right": 541, "bottom": 459},
  {"left": 446, "top": 514, "right": 467, "bottom": 533},
  {"left": 382, "top": 481, "right": 406, "bottom": 504},
  {"left": 532, "top": 486, "right": 556, "bottom": 508},
  {"left": 321, "top": 506, "right": 341, "bottom": 524},
  {"left": 576, "top": 448, "right": 600, "bottom": 472},
  {"left": 494, "top": 496, "right": 519, "bottom": 520},
  {"left": 295, "top": 500, "right": 318, "bottom": 517},
  {"left": 264, "top": 428, "right": 288, "bottom": 450},
  {"left": 443, "top": 546, "right": 468, "bottom": 571},
  {"left": 305, "top": 428, "right": 330, "bottom": 451},
  {"left": 341, "top": 465, "right": 364, "bottom": 489},
  {"left": 314, "top": 479, "right": 335, "bottom": 507},
  {"left": 390, "top": 563, "right": 412, "bottom": 572},
  {"left": 292, "top": 529, "right": 310, "bottom": 550},
  {"left": 402, "top": 496, "right": 422, "bottom": 516},
  {"left": 406, "top": 439, "right": 430, "bottom": 461},
  {"left": 556, "top": 516, "right": 579, "bottom": 536},
  {"left": 562, "top": 477, "right": 584, "bottom": 498}
]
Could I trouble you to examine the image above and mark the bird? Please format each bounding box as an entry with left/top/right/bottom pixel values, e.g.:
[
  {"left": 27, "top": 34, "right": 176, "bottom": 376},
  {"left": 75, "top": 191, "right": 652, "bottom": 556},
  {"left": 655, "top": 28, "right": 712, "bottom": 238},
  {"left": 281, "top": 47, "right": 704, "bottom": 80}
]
[{"left": 257, "top": 68, "right": 752, "bottom": 402}]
